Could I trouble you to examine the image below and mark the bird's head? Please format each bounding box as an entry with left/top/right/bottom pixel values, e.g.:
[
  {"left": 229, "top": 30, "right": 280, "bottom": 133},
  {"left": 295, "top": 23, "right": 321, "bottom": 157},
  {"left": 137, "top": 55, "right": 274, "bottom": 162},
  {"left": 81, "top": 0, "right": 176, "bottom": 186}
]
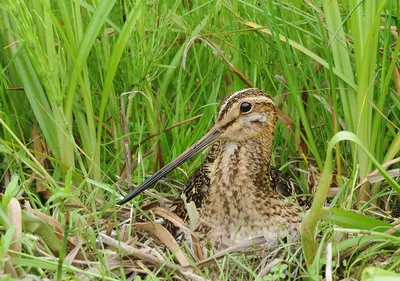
[{"left": 215, "top": 88, "right": 277, "bottom": 142}]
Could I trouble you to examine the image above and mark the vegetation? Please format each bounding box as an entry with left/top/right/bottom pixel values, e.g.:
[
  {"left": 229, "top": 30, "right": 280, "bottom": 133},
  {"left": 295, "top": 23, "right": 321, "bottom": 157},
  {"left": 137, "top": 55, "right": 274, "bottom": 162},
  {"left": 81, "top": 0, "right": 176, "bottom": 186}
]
[{"left": 0, "top": 0, "right": 399, "bottom": 280}]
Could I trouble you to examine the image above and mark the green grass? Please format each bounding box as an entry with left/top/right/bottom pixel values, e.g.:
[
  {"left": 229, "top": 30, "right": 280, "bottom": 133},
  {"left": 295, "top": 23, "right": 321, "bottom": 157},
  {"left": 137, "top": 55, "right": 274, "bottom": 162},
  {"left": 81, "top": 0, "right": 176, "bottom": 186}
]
[{"left": 1, "top": 0, "right": 400, "bottom": 280}]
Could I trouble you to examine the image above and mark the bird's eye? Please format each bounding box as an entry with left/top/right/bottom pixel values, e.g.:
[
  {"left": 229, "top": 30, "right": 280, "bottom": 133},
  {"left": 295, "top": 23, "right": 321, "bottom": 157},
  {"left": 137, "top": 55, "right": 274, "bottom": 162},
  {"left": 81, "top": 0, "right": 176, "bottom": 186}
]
[{"left": 240, "top": 102, "right": 252, "bottom": 113}]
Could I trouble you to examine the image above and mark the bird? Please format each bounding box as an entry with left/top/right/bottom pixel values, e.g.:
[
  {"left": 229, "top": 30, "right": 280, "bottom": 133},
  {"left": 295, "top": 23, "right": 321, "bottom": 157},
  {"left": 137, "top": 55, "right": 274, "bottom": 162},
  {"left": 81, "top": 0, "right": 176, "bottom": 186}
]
[{"left": 119, "top": 88, "right": 309, "bottom": 251}]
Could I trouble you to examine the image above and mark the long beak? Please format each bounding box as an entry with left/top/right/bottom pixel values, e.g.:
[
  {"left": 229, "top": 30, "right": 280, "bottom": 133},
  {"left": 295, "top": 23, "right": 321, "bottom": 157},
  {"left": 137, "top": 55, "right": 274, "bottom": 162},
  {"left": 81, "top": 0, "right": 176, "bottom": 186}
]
[{"left": 118, "top": 126, "right": 221, "bottom": 205}]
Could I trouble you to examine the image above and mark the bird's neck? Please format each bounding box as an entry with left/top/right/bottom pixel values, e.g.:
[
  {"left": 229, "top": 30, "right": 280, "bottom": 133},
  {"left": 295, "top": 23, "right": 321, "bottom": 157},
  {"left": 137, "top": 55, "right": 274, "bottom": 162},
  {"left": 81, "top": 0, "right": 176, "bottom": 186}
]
[{"left": 212, "top": 137, "right": 273, "bottom": 192}]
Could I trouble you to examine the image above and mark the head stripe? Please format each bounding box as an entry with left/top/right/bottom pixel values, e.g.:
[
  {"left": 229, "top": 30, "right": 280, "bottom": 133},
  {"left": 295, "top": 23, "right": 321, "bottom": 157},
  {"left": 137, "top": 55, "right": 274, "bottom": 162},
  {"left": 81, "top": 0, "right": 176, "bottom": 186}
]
[{"left": 218, "top": 88, "right": 273, "bottom": 120}]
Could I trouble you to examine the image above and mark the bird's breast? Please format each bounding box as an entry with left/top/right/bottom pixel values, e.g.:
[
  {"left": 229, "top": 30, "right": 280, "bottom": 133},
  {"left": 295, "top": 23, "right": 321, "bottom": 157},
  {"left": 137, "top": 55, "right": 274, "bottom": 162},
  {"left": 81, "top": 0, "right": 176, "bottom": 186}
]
[{"left": 194, "top": 141, "right": 302, "bottom": 249}]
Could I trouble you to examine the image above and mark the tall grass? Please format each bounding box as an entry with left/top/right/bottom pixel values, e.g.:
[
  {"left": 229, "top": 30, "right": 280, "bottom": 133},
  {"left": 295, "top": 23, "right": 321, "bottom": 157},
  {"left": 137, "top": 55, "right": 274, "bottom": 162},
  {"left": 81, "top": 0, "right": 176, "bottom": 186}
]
[{"left": 0, "top": 0, "right": 399, "bottom": 280}]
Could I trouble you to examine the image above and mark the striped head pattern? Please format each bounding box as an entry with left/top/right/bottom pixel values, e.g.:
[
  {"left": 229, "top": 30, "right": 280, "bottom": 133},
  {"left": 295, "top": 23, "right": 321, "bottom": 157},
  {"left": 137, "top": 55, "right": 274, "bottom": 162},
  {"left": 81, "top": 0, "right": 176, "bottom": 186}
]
[{"left": 215, "top": 88, "right": 277, "bottom": 142}]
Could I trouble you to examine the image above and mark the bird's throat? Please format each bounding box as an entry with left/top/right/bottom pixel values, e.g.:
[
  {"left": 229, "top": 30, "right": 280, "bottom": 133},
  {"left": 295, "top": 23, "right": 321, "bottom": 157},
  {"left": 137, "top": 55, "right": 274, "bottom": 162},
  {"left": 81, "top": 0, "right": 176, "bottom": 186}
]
[{"left": 212, "top": 139, "right": 272, "bottom": 191}]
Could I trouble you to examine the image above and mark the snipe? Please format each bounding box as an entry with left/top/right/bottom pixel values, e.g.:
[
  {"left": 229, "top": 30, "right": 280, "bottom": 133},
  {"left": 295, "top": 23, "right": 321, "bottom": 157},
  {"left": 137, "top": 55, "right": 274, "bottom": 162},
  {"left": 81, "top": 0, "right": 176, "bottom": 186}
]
[{"left": 119, "top": 88, "right": 308, "bottom": 250}]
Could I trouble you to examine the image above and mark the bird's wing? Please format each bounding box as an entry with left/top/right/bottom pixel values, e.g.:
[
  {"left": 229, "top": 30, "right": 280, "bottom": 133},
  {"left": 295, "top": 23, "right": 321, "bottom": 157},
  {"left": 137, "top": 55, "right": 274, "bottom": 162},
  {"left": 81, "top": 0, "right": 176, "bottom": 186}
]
[
  {"left": 269, "top": 166, "right": 311, "bottom": 208},
  {"left": 183, "top": 141, "right": 220, "bottom": 207}
]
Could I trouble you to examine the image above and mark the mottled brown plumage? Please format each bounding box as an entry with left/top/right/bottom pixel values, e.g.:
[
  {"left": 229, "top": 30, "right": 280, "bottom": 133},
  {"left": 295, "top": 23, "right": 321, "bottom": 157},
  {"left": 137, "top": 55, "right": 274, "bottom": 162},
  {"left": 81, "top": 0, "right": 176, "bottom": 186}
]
[
  {"left": 168, "top": 142, "right": 310, "bottom": 239},
  {"left": 119, "top": 88, "right": 309, "bottom": 250}
]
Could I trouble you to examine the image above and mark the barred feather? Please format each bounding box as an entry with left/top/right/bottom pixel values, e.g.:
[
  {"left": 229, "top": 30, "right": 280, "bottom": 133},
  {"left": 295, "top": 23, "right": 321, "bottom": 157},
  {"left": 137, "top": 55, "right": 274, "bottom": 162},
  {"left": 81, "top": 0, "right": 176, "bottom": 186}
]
[{"left": 166, "top": 141, "right": 310, "bottom": 236}]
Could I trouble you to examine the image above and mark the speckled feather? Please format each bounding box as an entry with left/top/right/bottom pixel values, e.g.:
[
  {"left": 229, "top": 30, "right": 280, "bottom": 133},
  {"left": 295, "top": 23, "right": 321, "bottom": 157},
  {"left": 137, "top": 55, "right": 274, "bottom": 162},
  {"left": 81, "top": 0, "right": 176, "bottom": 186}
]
[
  {"left": 169, "top": 142, "right": 310, "bottom": 231},
  {"left": 165, "top": 89, "right": 310, "bottom": 249}
]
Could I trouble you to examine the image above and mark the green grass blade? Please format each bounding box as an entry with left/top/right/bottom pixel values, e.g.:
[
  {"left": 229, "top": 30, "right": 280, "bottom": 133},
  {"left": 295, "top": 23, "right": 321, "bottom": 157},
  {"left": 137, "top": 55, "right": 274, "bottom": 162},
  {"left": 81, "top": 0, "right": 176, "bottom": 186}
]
[
  {"left": 302, "top": 131, "right": 400, "bottom": 263},
  {"left": 96, "top": 0, "right": 143, "bottom": 180},
  {"left": 319, "top": 208, "right": 392, "bottom": 231},
  {"left": 64, "top": 0, "right": 117, "bottom": 121}
]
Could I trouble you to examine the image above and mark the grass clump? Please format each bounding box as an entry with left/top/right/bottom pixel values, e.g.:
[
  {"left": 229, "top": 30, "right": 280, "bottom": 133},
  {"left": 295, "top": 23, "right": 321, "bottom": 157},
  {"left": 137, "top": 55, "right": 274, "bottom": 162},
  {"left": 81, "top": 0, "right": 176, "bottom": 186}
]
[{"left": 0, "top": 0, "right": 399, "bottom": 280}]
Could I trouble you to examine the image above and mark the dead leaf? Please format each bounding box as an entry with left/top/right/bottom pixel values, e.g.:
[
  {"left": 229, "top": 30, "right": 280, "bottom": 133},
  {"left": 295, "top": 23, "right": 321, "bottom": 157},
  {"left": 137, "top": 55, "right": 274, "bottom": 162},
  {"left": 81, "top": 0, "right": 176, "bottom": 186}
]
[
  {"left": 4, "top": 254, "right": 19, "bottom": 278},
  {"left": 7, "top": 198, "right": 22, "bottom": 257},
  {"left": 151, "top": 207, "right": 192, "bottom": 234},
  {"left": 100, "top": 232, "right": 209, "bottom": 280},
  {"left": 120, "top": 224, "right": 131, "bottom": 242},
  {"left": 32, "top": 126, "right": 51, "bottom": 199},
  {"left": 191, "top": 234, "right": 204, "bottom": 261},
  {"left": 25, "top": 203, "right": 62, "bottom": 233},
  {"left": 132, "top": 222, "right": 190, "bottom": 267},
  {"left": 106, "top": 220, "right": 113, "bottom": 236},
  {"left": 196, "top": 236, "right": 270, "bottom": 268},
  {"left": 355, "top": 157, "right": 400, "bottom": 190}
]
